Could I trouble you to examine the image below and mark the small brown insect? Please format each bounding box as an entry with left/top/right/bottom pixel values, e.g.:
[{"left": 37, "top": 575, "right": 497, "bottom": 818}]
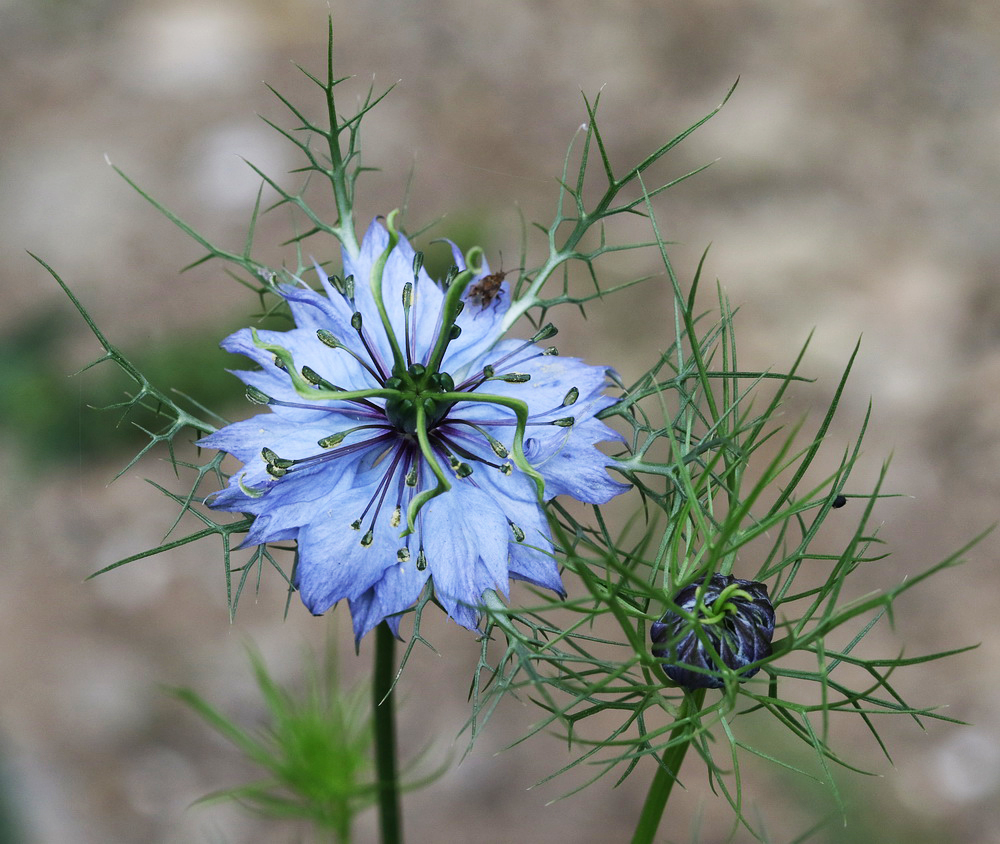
[{"left": 467, "top": 256, "right": 520, "bottom": 317}]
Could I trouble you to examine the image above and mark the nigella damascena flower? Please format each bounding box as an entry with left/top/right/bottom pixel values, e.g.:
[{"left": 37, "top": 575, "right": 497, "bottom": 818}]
[
  {"left": 200, "top": 215, "right": 629, "bottom": 642},
  {"left": 650, "top": 573, "right": 775, "bottom": 690}
]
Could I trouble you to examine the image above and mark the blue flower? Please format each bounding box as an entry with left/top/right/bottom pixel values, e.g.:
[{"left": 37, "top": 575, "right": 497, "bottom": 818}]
[
  {"left": 200, "top": 217, "right": 629, "bottom": 642},
  {"left": 650, "top": 573, "right": 775, "bottom": 690}
]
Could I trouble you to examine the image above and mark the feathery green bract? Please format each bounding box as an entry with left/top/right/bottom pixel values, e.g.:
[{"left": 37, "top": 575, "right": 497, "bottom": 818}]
[
  {"left": 172, "top": 644, "right": 377, "bottom": 840},
  {"left": 37, "top": 21, "right": 397, "bottom": 618},
  {"left": 465, "top": 179, "right": 980, "bottom": 840}
]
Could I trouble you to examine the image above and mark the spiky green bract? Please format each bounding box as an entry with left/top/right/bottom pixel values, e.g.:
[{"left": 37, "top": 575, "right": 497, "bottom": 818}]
[
  {"left": 466, "top": 195, "right": 979, "bottom": 841},
  {"left": 42, "top": 23, "right": 401, "bottom": 619},
  {"left": 33, "top": 254, "right": 276, "bottom": 610},
  {"left": 171, "top": 641, "right": 442, "bottom": 840}
]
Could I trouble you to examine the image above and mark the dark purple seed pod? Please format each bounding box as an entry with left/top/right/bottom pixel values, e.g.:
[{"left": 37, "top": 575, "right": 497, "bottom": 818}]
[{"left": 650, "top": 572, "right": 775, "bottom": 690}]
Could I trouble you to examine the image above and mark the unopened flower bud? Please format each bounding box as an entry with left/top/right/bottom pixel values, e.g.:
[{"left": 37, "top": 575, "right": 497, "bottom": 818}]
[{"left": 651, "top": 573, "right": 775, "bottom": 690}]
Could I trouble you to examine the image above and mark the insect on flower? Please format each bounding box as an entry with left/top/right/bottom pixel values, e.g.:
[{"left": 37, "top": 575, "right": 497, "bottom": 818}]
[
  {"left": 466, "top": 254, "right": 520, "bottom": 317},
  {"left": 199, "top": 214, "right": 629, "bottom": 642}
]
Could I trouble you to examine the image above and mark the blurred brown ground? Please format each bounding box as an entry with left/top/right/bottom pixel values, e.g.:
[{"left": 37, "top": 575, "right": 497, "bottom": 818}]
[{"left": 2, "top": 1, "right": 999, "bottom": 842}]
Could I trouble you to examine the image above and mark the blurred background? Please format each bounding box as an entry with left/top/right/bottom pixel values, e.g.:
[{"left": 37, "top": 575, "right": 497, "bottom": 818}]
[{"left": 2, "top": 0, "right": 999, "bottom": 841}]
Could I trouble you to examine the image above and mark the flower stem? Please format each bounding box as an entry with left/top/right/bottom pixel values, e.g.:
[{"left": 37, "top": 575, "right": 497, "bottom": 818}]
[
  {"left": 373, "top": 623, "right": 403, "bottom": 844},
  {"left": 629, "top": 689, "right": 705, "bottom": 844}
]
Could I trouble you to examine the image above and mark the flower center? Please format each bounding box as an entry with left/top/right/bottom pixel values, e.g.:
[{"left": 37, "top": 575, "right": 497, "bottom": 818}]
[{"left": 383, "top": 363, "right": 456, "bottom": 434}]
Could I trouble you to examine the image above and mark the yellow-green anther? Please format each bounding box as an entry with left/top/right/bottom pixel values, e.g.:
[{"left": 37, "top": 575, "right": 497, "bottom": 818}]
[
  {"left": 402, "top": 281, "right": 413, "bottom": 309},
  {"left": 562, "top": 387, "right": 579, "bottom": 406},
  {"left": 543, "top": 346, "right": 559, "bottom": 356},
  {"left": 316, "top": 329, "right": 339, "bottom": 348},
  {"left": 262, "top": 445, "right": 294, "bottom": 470},
  {"left": 301, "top": 366, "right": 333, "bottom": 388},
  {"left": 416, "top": 548, "right": 427, "bottom": 571},
  {"left": 455, "top": 462, "right": 473, "bottom": 478},
  {"left": 350, "top": 519, "right": 362, "bottom": 531},
  {"left": 511, "top": 523, "right": 525, "bottom": 542},
  {"left": 397, "top": 547, "right": 410, "bottom": 563},
  {"left": 361, "top": 529, "right": 374, "bottom": 547},
  {"left": 391, "top": 506, "right": 401, "bottom": 528},
  {"left": 449, "top": 324, "right": 462, "bottom": 339},
  {"left": 405, "top": 465, "right": 418, "bottom": 486},
  {"left": 551, "top": 416, "right": 575, "bottom": 427},
  {"left": 318, "top": 431, "right": 348, "bottom": 448},
  {"left": 351, "top": 311, "right": 363, "bottom": 331},
  {"left": 246, "top": 386, "right": 272, "bottom": 405},
  {"left": 344, "top": 274, "right": 355, "bottom": 301},
  {"left": 483, "top": 365, "right": 495, "bottom": 378},
  {"left": 497, "top": 373, "right": 530, "bottom": 383},
  {"left": 412, "top": 251, "right": 424, "bottom": 278},
  {"left": 500, "top": 462, "right": 512, "bottom": 475},
  {"left": 532, "top": 323, "right": 558, "bottom": 342},
  {"left": 265, "top": 464, "right": 288, "bottom": 478},
  {"left": 486, "top": 434, "right": 509, "bottom": 459},
  {"left": 273, "top": 356, "right": 288, "bottom": 370}
]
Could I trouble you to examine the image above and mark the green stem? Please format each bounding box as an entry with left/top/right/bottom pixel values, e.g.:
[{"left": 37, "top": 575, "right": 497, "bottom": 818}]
[
  {"left": 323, "top": 16, "right": 360, "bottom": 262},
  {"left": 373, "top": 623, "right": 403, "bottom": 844},
  {"left": 630, "top": 689, "right": 704, "bottom": 844}
]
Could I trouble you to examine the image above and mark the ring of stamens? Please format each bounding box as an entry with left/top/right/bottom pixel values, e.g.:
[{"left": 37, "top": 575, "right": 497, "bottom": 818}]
[{"left": 248, "top": 212, "right": 583, "bottom": 562}]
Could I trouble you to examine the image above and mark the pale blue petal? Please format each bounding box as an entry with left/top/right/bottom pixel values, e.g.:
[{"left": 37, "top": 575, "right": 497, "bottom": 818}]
[
  {"left": 278, "top": 282, "right": 354, "bottom": 334},
  {"left": 470, "top": 468, "right": 563, "bottom": 594},
  {"left": 529, "top": 416, "right": 629, "bottom": 504},
  {"left": 422, "top": 485, "right": 510, "bottom": 619},
  {"left": 198, "top": 411, "right": 333, "bottom": 465},
  {"left": 296, "top": 519, "right": 396, "bottom": 613},
  {"left": 348, "top": 563, "right": 430, "bottom": 642}
]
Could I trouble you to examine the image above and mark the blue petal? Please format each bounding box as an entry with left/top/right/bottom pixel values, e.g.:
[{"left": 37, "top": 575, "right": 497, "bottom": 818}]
[
  {"left": 342, "top": 219, "right": 447, "bottom": 371},
  {"left": 421, "top": 484, "right": 510, "bottom": 620},
  {"left": 198, "top": 411, "right": 334, "bottom": 466},
  {"left": 528, "top": 416, "right": 630, "bottom": 504},
  {"left": 472, "top": 468, "right": 563, "bottom": 594},
  {"left": 278, "top": 281, "right": 354, "bottom": 335},
  {"left": 294, "top": 489, "right": 407, "bottom": 612},
  {"left": 348, "top": 563, "right": 429, "bottom": 642}
]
